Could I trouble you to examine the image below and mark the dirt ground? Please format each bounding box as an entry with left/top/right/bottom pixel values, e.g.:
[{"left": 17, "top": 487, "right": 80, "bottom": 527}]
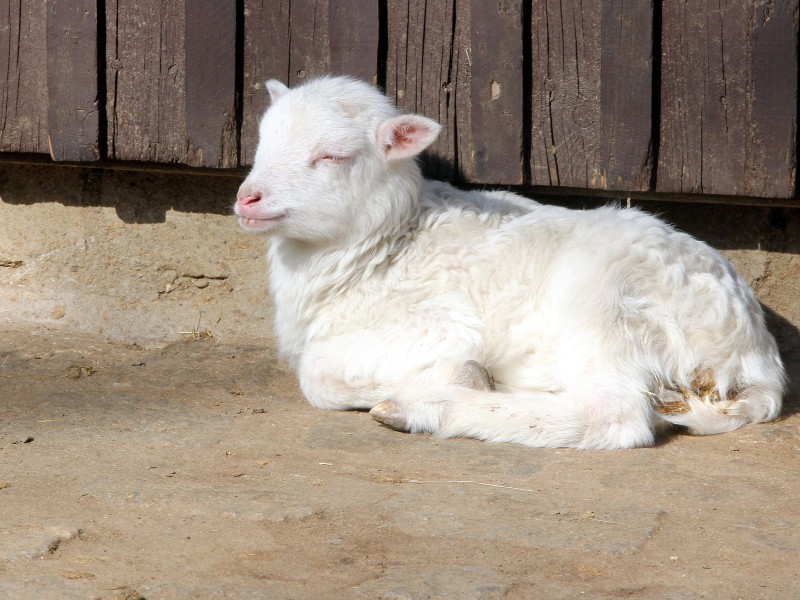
[{"left": 0, "top": 326, "right": 798, "bottom": 599}]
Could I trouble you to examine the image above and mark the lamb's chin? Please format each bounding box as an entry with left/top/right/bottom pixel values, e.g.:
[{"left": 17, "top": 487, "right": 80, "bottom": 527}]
[{"left": 237, "top": 214, "right": 286, "bottom": 233}]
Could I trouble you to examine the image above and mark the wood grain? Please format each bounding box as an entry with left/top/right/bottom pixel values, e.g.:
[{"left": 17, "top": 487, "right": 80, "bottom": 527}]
[
  {"left": 530, "top": 0, "right": 602, "bottom": 187},
  {"left": 470, "top": 0, "right": 525, "bottom": 184},
  {"left": 241, "top": 0, "right": 380, "bottom": 166},
  {"left": 106, "top": 0, "right": 187, "bottom": 163},
  {"left": 185, "top": 1, "right": 238, "bottom": 168},
  {"left": 46, "top": 0, "right": 100, "bottom": 162},
  {"left": 0, "top": 0, "right": 796, "bottom": 200},
  {"left": 385, "top": 0, "right": 474, "bottom": 182},
  {"left": 658, "top": 0, "right": 797, "bottom": 198},
  {"left": 241, "top": 0, "right": 330, "bottom": 165},
  {"left": 328, "top": 0, "right": 380, "bottom": 83},
  {"left": 0, "top": 0, "right": 49, "bottom": 154},
  {"left": 600, "top": 0, "right": 654, "bottom": 192},
  {"left": 241, "top": 0, "right": 290, "bottom": 165}
]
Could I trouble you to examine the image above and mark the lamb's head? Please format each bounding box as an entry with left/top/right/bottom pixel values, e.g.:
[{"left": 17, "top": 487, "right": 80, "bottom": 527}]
[{"left": 235, "top": 76, "right": 441, "bottom": 244}]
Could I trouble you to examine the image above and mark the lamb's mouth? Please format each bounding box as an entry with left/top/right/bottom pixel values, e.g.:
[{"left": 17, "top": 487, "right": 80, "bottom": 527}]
[{"left": 237, "top": 214, "right": 286, "bottom": 231}]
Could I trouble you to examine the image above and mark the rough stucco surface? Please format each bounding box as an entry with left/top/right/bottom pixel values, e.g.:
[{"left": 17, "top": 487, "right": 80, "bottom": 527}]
[
  {"left": 0, "top": 164, "right": 271, "bottom": 343},
  {"left": 1, "top": 163, "right": 798, "bottom": 598}
]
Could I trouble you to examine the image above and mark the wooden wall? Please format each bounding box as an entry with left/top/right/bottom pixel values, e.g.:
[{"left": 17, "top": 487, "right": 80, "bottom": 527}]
[{"left": 1, "top": 0, "right": 798, "bottom": 201}]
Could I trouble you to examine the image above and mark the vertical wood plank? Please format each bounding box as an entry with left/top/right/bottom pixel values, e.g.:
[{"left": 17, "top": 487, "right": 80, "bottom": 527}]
[
  {"left": 106, "top": 0, "right": 187, "bottom": 163},
  {"left": 749, "top": 0, "right": 797, "bottom": 198},
  {"left": 241, "top": 0, "right": 330, "bottom": 166},
  {"left": 470, "top": 0, "right": 525, "bottom": 184},
  {"left": 184, "top": 1, "right": 237, "bottom": 168},
  {"left": 46, "top": 0, "right": 100, "bottom": 162},
  {"left": 0, "top": 0, "right": 49, "bottom": 154},
  {"left": 242, "top": 0, "right": 379, "bottom": 166},
  {"left": 530, "top": 0, "right": 602, "bottom": 187},
  {"left": 658, "top": 0, "right": 797, "bottom": 198},
  {"left": 328, "top": 0, "right": 380, "bottom": 83},
  {"left": 286, "top": 0, "right": 330, "bottom": 86},
  {"left": 385, "top": 0, "right": 474, "bottom": 182},
  {"left": 241, "top": 0, "right": 290, "bottom": 166},
  {"left": 600, "top": 0, "right": 654, "bottom": 191},
  {"left": 241, "top": 0, "right": 330, "bottom": 165}
]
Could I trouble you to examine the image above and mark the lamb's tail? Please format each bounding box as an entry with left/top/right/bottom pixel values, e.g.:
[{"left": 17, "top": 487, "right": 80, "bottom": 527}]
[{"left": 653, "top": 368, "right": 784, "bottom": 436}]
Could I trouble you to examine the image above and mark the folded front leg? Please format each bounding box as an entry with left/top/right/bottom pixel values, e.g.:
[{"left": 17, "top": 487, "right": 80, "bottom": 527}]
[
  {"left": 297, "top": 337, "right": 483, "bottom": 412},
  {"left": 370, "top": 376, "right": 657, "bottom": 450},
  {"left": 371, "top": 359, "right": 495, "bottom": 428}
]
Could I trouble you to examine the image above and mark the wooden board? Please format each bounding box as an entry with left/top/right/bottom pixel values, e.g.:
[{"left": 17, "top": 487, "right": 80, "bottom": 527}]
[
  {"left": 470, "top": 0, "right": 525, "bottom": 184},
  {"left": 46, "top": 0, "right": 100, "bottom": 162},
  {"left": 530, "top": 0, "right": 602, "bottom": 188},
  {"left": 185, "top": 1, "right": 238, "bottom": 168},
  {"left": 241, "top": 0, "right": 289, "bottom": 165},
  {"left": 658, "top": 0, "right": 797, "bottom": 198},
  {"left": 106, "top": 0, "right": 187, "bottom": 163},
  {"left": 599, "top": 0, "right": 654, "bottom": 192},
  {"left": 0, "top": 0, "right": 49, "bottom": 154},
  {"left": 328, "top": 0, "right": 380, "bottom": 83},
  {"left": 241, "top": 0, "right": 380, "bottom": 166},
  {"left": 385, "top": 0, "right": 476, "bottom": 182}
]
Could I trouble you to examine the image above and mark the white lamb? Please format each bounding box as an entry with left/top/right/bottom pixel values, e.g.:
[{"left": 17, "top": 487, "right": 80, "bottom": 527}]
[{"left": 235, "top": 75, "right": 784, "bottom": 449}]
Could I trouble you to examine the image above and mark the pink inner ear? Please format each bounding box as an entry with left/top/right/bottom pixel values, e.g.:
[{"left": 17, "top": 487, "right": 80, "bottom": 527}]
[
  {"left": 390, "top": 124, "right": 417, "bottom": 150},
  {"left": 384, "top": 123, "right": 427, "bottom": 159}
]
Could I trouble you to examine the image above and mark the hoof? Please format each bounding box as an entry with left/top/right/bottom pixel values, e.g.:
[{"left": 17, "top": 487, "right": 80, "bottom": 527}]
[
  {"left": 457, "top": 360, "right": 495, "bottom": 391},
  {"left": 370, "top": 400, "right": 408, "bottom": 431}
]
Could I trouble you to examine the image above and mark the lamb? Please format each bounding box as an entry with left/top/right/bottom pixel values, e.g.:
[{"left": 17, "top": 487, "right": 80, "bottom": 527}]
[{"left": 234, "top": 75, "right": 785, "bottom": 449}]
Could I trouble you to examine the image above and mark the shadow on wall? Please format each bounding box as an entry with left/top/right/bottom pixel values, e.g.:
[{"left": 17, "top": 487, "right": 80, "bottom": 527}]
[
  {"left": 0, "top": 154, "right": 462, "bottom": 223},
  {"left": 0, "top": 162, "right": 244, "bottom": 224},
  {"left": 763, "top": 305, "right": 800, "bottom": 415}
]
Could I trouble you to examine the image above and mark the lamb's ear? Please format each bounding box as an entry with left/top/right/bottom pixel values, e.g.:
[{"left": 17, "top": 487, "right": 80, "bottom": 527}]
[
  {"left": 377, "top": 115, "right": 442, "bottom": 161},
  {"left": 266, "top": 80, "right": 290, "bottom": 103}
]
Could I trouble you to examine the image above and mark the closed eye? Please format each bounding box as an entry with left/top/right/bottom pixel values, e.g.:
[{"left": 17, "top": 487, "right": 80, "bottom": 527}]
[{"left": 311, "top": 155, "right": 348, "bottom": 168}]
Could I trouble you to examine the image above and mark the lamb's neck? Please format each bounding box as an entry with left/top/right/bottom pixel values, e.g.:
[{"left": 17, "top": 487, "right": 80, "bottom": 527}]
[
  {"left": 274, "top": 179, "right": 420, "bottom": 290},
  {"left": 267, "top": 183, "right": 420, "bottom": 362},
  {"left": 270, "top": 215, "right": 416, "bottom": 299}
]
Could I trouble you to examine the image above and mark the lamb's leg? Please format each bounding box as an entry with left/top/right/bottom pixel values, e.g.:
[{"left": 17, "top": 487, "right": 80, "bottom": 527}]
[
  {"left": 372, "top": 359, "right": 494, "bottom": 429},
  {"left": 369, "top": 380, "right": 657, "bottom": 450},
  {"left": 455, "top": 360, "right": 495, "bottom": 391},
  {"left": 297, "top": 336, "right": 489, "bottom": 411}
]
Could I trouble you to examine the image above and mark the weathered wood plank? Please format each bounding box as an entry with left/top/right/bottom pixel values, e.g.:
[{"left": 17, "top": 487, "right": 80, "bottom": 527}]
[
  {"left": 328, "top": 0, "right": 380, "bottom": 83},
  {"left": 241, "top": 0, "right": 380, "bottom": 166},
  {"left": 106, "top": 0, "right": 187, "bottom": 163},
  {"left": 0, "top": 0, "right": 49, "bottom": 154},
  {"left": 385, "top": 0, "right": 473, "bottom": 182},
  {"left": 46, "top": 0, "right": 100, "bottom": 162},
  {"left": 241, "top": 0, "right": 290, "bottom": 166},
  {"left": 184, "top": 1, "right": 237, "bottom": 168},
  {"left": 599, "top": 0, "right": 654, "bottom": 191},
  {"left": 470, "top": 0, "right": 525, "bottom": 184},
  {"left": 241, "top": 0, "right": 330, "bottom": 165},
  {"left": 658, "top": 0, "right": 797, "bottom": 198},
  {"left": 286, "top": 0, "right": 330, "bottom": 86},
  {"left": 530, "top": 0, "right": 602, "bottom": 188},
  {"left": 749, "top": 0, "right": 797, "bottom": 198}
]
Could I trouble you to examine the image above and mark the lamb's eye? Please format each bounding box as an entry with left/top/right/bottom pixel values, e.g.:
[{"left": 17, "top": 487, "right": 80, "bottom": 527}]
[{"left": 312, "top": 155, "right": 347, "bottom": 168}]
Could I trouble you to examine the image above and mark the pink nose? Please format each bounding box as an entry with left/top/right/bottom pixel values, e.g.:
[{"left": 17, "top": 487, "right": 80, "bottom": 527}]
[{"left": 238, "top": 193, "right": 261, "bottom": 207}]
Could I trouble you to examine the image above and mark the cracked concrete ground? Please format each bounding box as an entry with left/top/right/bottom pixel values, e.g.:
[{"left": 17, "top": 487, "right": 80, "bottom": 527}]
[{"left": 1, "top": 163, "right": 799, "bottom": 598}]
